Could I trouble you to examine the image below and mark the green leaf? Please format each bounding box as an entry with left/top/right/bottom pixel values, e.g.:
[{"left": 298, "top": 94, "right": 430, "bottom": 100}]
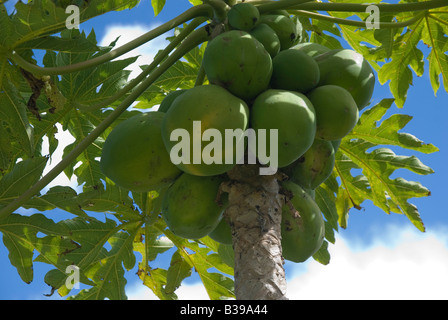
[
  {"left": 313, "top": 240, "right": 330, "bottom": 265},
  {"left": 346, "top": 98, "right": 439, "bottom": 154},
  {"left": 0, "top": 80, "right": 35, "bottom": 163},
  {"left": 79, "top": 183, "right": 142, "bottom": 221},
  {"left": 421, "top": 10, "right": 448, "bottom": 96},
  {"left": 3, "top": 0, "right": 140, "bottom": 49},
  {"left": 333, "top": 99, "right": 436, "bottom": 231},
  {"left": 164, "top": 250, "right": 192, "bottom": 295},
  {"left": 0, "top": 213, "right": 68, "bottom": 284},
  {"left": 0, "top": 157, "right": 47, "bottom": 209},
  {"left": 45, "top": 217, "right": 142, "bottom": 299},
  {"left": 151, "top": 0, "right": 166, "bottom": 16}
]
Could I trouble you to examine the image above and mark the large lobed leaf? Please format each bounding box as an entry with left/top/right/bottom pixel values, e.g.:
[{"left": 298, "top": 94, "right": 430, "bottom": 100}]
[{"left": 322, "top": 99, "right": 437, "bottom": 232}]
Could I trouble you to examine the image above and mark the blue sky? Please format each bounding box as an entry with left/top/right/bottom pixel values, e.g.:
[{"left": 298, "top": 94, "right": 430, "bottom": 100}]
[{"left": 1, "top": 0, "right": 448, "bottom": 300}]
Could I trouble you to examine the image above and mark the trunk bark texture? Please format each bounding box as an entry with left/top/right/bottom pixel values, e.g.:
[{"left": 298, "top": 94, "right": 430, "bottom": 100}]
[{"left": 221, "top": 164, "right": 288, "bottom": 300}]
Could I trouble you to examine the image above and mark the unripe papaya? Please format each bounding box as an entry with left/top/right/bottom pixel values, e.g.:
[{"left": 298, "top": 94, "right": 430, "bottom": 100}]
[
  {"left": 161, "top": 85, "right": 249, "bottom": 176},
  {"left": 250, "top": 89, "right": 316, "bottom": 168},
  {"left": 258, "top": 14, "right": 298, "bottom": 50},
  {"left": 158, "top": 89, "right": 187, "bottom": 113},
  {"left": 100, "top": 112, "right": 182, "bottom": 192},
  {"left": 291, "top": 42, "right": 331, "bottom": 57},
  {"left": 228, "top": 2, "right": 260, "bottom": 31},
  {"left": 271, "top": 49, "right": 320, "bottom": 93},
  {"left": 162, "top": 173, "right": 228, "bottom": 239},
  {"left": 315, "top": 49, "right": 375, "bottom": 110},
  {"left": 281, "top": 180, "right": 325, "bottom": 263},
  {"left": 203, "top": 30, "right": 272, "bottom": 101},
  {"left": 287, "top": 139, "right": 335, "bottom": 189},
  {"left": 307, "top": 85, "right": 359, "bottom": 141},
  {"left": 249, "top": 23, "right": 280, "bottom": 58}
]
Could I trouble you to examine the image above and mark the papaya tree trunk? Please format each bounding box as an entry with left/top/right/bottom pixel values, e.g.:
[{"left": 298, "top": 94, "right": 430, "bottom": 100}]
[{"left": 221, "top": 164, "right": 288, "bottom": 300}]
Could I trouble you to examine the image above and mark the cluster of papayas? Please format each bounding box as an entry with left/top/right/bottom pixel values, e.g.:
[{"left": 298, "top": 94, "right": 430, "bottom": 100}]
[{"left": 99, "top": 2, "right": 375, "bottom": 264}]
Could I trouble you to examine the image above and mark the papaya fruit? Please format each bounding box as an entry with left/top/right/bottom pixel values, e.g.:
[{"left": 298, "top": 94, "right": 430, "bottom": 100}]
[
  {"left": 100, "top": 112, "right": 182, "bottom": 192},
  {"left": 158, "top": 89, "right": 187, "bottom": 113},
  {"left": 291, "top": 42, "right": 331, "bottom": 57},
  {"left": 228, "top": 2, "right": 260, "bottom": 31},
  {"left": 258, "top": 14, "right": 298, "bottom": 50},
  {"left": 280, "top": 180, "right": 325, "bottom": 263},
  {"left": 287, "top": 139, "right": 335, "bottom": 189},
  {"left": 209, "top": 217, "right": 232, "bottom": 245},
  {"left": 249, "top": 23, "right": 280, "bottom": 58},
  {"left": 315, "top": 49, "right": 375, "bottom": 110},
  {"left": 250, "top": 89, "right": 316, "bottom": 168},
  {"left": 271, "top": 49, "right": 320, "bottom": 93},
  {"left": 161, "top": 85, "right": 250, "bottom": 176},
  {"left": 162, "top": 173, "right": 228, "bottom": 239},
  {"left": 307, "top": 85, "right": 359, "bottom": 141},
  {"left": 202, "top": 30, "right": 272, "bottom": 101}
]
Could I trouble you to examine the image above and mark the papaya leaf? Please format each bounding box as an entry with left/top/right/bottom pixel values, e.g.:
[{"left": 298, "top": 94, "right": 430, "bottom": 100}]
[
  {"left": 333, "top": 99, "right": 436, "bottom": 231},
  {"left": 23, "top": 186, "right": 89, "bottom": 218},
  {"left": 3, "top": 0, "right": 140, "bottom": 49},
  {"left": 0, "top": 157, "right": 48, "bottom": 209},
  {"left": 421, "top": 10, "right": 448, "bottom": 96},
  {"left": 0, "top": 213, "right": 68, "bottom": 284},
  {"left": 313, "top": 240, "right": 330, "bottom": 266},
  {"left": 0, "top": 79, "right": 35, "bottom": 163},
  {"left": 151, "top": 0, "right": 166, "bottom": 16},
  {"left": 157, "top": 221, "right": 235, "bottom": 300},
  {"left": 46, "top": 217, "right": 142, "bottom": 299},
  {"left": 164, "top": 250, "right": 192, "bottom": 296},
  {"left": 346, "top": 98, "right": 438, "bottom": 154}
]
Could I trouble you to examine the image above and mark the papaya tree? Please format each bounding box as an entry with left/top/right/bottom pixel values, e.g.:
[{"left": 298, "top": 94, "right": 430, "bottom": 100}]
[{"left": 0, "top": 0, "right": 446, "bottom": 300}]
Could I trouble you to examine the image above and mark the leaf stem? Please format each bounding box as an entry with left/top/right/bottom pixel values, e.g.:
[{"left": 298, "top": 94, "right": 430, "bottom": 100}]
[
  {"left": 291, "top": 9, "right": 426, "bottom": 29},
  {"left": 290, "top": 0, "right": 448, "bottom": 13},
  {"left": 256, "top": 0, "right": 313, "bottom": 14},
  {"left": 0, "top": 26, "right": 211, "bottom": 222},
  {"left": 76, "top": 17, "right": 208, "bottom": 112},
  {"left": 8, "top": 5, "right": 213, "bottom": 76}
]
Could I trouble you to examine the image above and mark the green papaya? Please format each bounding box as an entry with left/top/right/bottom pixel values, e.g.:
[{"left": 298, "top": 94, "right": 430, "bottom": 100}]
[
  {"left": 291, "top": 42, "right": 331, "bottom": 57},
  {"left": 249, "top": 23, "right": 280, "bottom": 58},
  {"left": 258, "top": 14, "right": 298, "bottom": 50},
  {"left": 271, "top": 48, "right": 320, "bottom": 93},
  {"left": 162, "top": 173, "right": 228, "bottom": 239},
  {"left": 315, "top": 49, "right": 375, "bottom": 110},
  {"left": 209, "top": 217, "right": 232, "bottom": 245},
  {"left": 250, "top": 89, "right": 316, "bottom": 168},
  {"left": 228, "top": 2, "right": 260, "bottom": 31},
  {"left": 203, "top": 30, "right": 272, "bottom": 101},
  {"left": 100, "top": 112, "right": 182, "bottom": 192},
  {"left": 307, "top": 85, "right": 359, "bottom": 141},
  {"left": 287, "top": 139, "right": 335, "bottom": 189},
  {"left": 281, "top": 180, "right": 325, "bottom": 263},
  {"left": 158, "top": 89, "right": 187, "bottom": 113},
  {"left": 161, "top": 85, "right": 249, "bottom": 176}
]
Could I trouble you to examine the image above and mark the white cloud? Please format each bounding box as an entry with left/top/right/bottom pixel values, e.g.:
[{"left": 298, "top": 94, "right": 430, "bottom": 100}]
[
  {"left": 126, "top": 225, "right": 448, "bottom": 300},
  {"left": 288, "top": 225, "right": 448, "bottom": 300}
]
